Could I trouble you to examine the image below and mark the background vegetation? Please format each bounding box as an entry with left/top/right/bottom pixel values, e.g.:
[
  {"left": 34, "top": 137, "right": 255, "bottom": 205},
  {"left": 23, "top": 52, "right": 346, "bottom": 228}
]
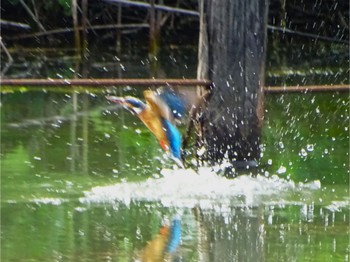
[{"left": 2, "top": 0, "right": 348, "bottom": 48}]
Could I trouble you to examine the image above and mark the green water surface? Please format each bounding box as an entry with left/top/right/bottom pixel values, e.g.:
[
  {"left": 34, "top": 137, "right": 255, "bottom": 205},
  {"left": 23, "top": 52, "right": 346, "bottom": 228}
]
[{"left": 1, "top": 47, "right": 349, "bottom": 261}]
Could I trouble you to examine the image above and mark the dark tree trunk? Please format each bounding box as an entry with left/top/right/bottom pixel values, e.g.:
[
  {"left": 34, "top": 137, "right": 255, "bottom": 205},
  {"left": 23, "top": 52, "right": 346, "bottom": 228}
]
[{"left": 197, "top": 0, "right": 268, "bottom": 166}]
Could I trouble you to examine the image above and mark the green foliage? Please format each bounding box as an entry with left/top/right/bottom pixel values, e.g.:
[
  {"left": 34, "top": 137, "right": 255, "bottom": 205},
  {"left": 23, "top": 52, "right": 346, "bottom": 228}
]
[{"left": 58, "top": 0, "right": 72, "bottom": 16}]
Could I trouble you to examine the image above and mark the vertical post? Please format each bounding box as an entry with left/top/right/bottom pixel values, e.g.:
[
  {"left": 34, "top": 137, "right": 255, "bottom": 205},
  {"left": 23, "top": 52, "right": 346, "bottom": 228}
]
[
  {"left": 149, "top": 0, "right": 159, "bottom": 57},
  {"left": 149, "top": 0, "right": 156, "bottom": 53},
  {"left": 116, "top": 4, "right": 122, "bottom": 54},
  {"left": 149, "top": 0, "right": 163, "bottom": 77},
  {"left": 81, "top": 0, "right": 89, "bottom": 173},
  {"left": 72, "top": 0, "right": 81, "bottom": 56},
  {"left": 197, "top": 0, "right": 268, "bottom": 167},
  {"left": 81, "top": 0, "right": 88, "bottom": 52}
]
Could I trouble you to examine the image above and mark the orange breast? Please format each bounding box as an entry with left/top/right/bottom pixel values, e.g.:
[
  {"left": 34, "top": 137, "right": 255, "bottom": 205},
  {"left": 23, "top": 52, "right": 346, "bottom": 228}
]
[{"left": 139, "top": 107, "right": 169, "bottom": 150}]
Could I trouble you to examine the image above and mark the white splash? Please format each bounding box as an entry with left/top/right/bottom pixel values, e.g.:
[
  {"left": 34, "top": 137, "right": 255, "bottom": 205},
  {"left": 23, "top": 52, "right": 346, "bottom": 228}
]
[
  {"left": 31, "top": 197, "right": 65, "bottom": 205},
  {"left": 325, "top": 200, "right": 350, "bottom": 212},
  {"left": 80, "top": 167, "right": 321, "bottom": 209}
]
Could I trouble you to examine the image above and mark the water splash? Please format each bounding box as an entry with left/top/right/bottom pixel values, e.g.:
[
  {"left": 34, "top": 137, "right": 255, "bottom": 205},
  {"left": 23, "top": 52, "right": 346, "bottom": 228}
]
[
  {"left": 31, "top": 197, "right": 66, "bottom": 205},
  {"left": 325, "top": 200, "right": 350, "bottom": 212},
  {"left": 80, "top": 168, "right": 321, "bottom": 209}
]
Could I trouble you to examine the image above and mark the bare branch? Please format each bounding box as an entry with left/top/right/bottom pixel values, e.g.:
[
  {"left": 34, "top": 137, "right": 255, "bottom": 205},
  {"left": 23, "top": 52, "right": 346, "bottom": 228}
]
[{"left": 19, "top": 0, "right": 46, "bottom": 32}]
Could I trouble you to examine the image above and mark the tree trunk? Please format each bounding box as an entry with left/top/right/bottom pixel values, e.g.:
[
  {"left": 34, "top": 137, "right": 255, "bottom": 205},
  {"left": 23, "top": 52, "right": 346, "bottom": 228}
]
[{"left": 197, "top": 0, "right": 268, "bottom": 167}]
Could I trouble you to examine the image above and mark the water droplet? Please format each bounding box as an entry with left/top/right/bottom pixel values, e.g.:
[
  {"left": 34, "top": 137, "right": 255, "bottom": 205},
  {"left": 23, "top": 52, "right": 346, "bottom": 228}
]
[
  {"left": 267, "top": 159, "right": 273, "bottom": 165},
  {"left": 136, "top": 226, "right": 142, "bottom": 239},
  {"left": 197, "top": 146, "right": 206, "bottom": 156},
  {"left": 299, "top": 148, "right": 308, "bottom": 157},
  {"left": 277, "top": 166, "right": 287, "bottom": 174},
  {"left": 278, "top": 141, "right": 284, "bottom": 149},
  {"left": 306, "top": 144, "right": 314, "bottom": 152}
]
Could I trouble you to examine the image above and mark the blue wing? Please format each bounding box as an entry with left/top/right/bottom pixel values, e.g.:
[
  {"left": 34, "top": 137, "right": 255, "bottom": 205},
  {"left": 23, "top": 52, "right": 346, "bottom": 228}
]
[
  {"left": 162, "top": 119, "right": 182, "bottom": 160},
  {"left": 159, "top": 91, "right": 186, "bottom": 120}
]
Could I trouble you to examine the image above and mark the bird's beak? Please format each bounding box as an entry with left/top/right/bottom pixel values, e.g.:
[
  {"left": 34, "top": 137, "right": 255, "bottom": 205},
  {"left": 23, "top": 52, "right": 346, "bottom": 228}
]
[{"left": 106, "top": 96, "right": 125, "bottom": 104}]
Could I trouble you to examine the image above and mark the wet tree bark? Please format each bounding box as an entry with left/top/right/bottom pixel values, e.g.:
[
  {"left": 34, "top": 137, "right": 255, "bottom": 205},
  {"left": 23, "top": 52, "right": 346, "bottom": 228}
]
[{"left": 197, "top": 0, "right": 268, "bottom": 167}]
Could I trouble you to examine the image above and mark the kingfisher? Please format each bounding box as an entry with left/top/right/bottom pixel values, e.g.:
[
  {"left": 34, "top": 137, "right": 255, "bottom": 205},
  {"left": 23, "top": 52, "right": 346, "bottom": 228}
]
[{"left": 106, "top": 89, "right": 185, "bottom": 168}]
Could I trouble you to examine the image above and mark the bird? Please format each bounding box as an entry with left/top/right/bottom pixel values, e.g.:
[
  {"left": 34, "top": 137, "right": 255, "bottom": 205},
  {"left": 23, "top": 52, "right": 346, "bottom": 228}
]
[{"left": 106, "top": 89, "right": 185, "bottom": 168}]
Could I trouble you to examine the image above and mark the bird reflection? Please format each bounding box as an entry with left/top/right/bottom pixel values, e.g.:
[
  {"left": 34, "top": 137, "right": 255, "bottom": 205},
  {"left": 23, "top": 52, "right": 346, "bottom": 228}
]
[
  {"left": 106, "top": 89, "right": 186, "bottom": 167},
  {"left": 139, "top": 217, "right": 181, "bottom": 262}
]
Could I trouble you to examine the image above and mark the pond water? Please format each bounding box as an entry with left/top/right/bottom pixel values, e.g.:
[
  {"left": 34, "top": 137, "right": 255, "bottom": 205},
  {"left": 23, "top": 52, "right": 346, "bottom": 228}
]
[{"left": 1, "top": 46, "right": 349, "bottom": 261}]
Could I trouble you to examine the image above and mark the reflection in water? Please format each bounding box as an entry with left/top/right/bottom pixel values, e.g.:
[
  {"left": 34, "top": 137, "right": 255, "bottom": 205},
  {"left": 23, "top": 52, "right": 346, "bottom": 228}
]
[
  {"left": 139, "top": 217, "right": 181, "bottom": 262},
  {"left": 1, "top": 198, "right": 348, "bottom": 261},
  {"left": 82, "top": 94, "right": 89, "bottom": 174},
  {"left": 194, "top": 207, "right": 265, "bottom": 262},
  {"left": 69, "top": 92, "right": 78, "bottom": 172},
  {"left": 68, "top": 92, "right": 91, "bottom": 174}
]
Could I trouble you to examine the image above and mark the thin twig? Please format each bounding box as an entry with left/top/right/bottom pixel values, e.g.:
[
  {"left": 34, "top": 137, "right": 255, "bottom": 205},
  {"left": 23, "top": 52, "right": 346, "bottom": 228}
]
[
  {"left": 0, "top": 37, "right": 14, "bottom": 76},
  {"left": 0, "top": 19, "right": 31, "bottom": 30},
  {"left": 104, "top": 0, "right": 199, "bottom": 16},
  {"left": 338, "top": 11, "right": 349, "bottom": 30},
  {"left": 19, "top": 0, "right": 46, "bottom": 32},
  {"left": 5, "top": 24, "right": 149, "bottom": 40},
  {"left": 267, "top": 25, "right": 349, "bottom": 45},
  {"left": 77, "top": 4, "right": 97, "bottom": 35}
]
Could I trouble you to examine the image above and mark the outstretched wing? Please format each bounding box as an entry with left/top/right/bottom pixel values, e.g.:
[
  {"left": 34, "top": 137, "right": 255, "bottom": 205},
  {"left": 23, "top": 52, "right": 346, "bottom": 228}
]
[{"left": 158, "top": 90, "right": 186, "bottom": 120}]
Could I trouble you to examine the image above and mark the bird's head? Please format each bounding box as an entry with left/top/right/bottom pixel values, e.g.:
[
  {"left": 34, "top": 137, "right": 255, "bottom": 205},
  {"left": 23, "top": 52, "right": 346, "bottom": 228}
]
[{"left": 106, "top": 96, "right": 146, "bottom": 114}]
